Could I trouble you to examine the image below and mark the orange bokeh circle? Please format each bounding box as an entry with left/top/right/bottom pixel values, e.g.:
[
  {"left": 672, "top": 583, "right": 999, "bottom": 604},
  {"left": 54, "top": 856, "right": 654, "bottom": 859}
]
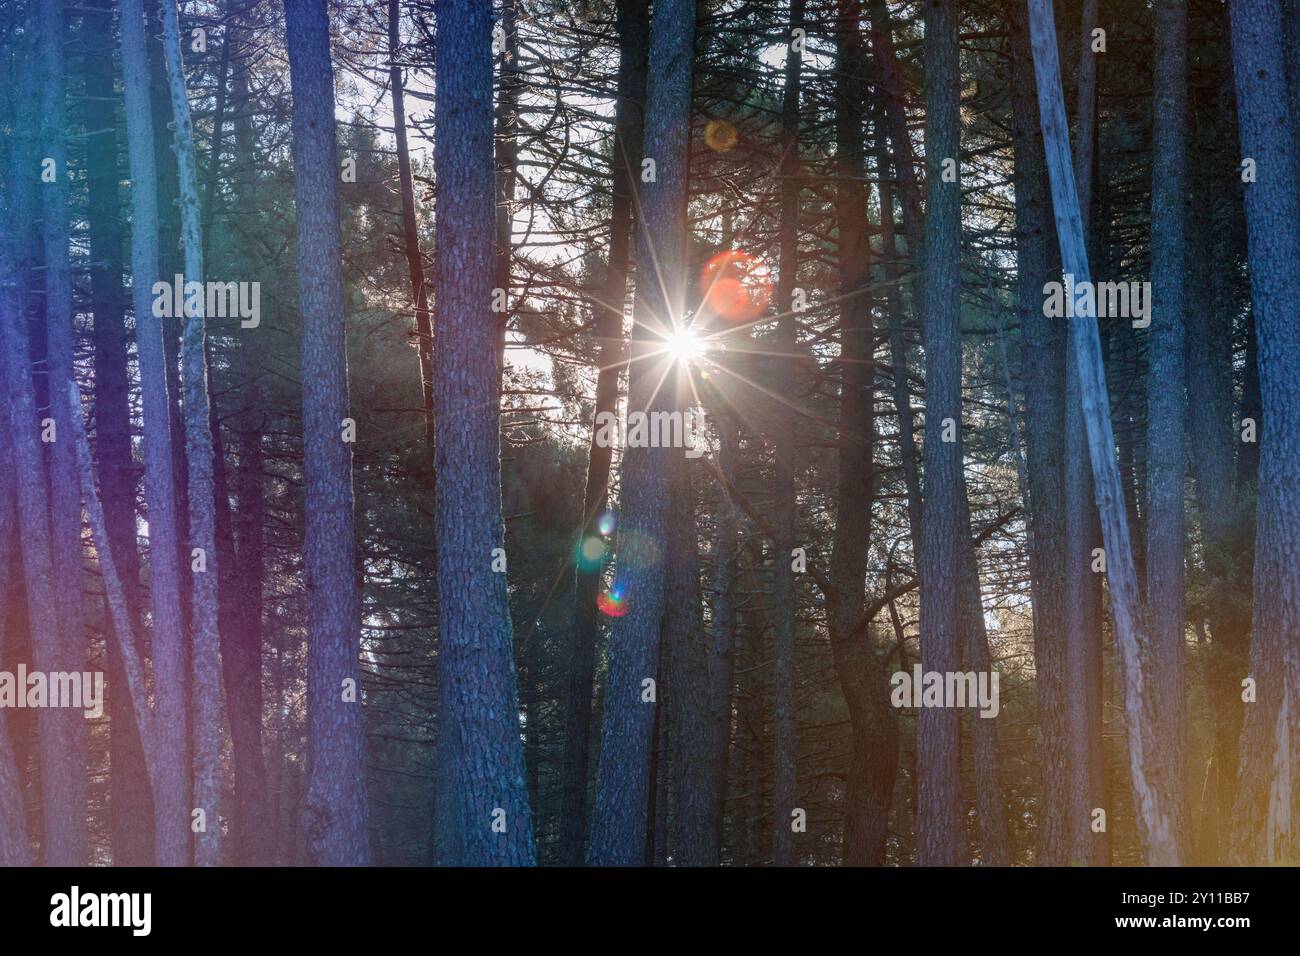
[{"left": 699, "top": 250, "right": 773, "bottom": 323}]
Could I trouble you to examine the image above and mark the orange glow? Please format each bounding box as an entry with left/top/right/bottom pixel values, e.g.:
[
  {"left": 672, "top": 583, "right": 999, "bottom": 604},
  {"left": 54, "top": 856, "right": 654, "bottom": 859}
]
[
  {"left": 700, "top": 250, "right": 773, "bottom": 323},
  {"left": 704, "top": 119, "right": 738, "bottom": 152}
]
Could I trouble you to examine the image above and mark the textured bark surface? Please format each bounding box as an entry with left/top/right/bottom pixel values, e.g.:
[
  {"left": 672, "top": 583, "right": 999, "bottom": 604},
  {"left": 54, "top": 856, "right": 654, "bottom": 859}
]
[
  {"left": 119, "top": 0, "right": 191, "bottom": 868},
  {"left": 916, "top": 0, "right": 965, "bottom": 867},
  {"left": 1226, "top": 0, "right": 1300, "bottom": 864},
  {"left": 827, "top": 0, "right": 897, "bottom": 869},
  {"left": 83, "top": 0, "right": 154, "bottom": 867},
  {"left": 587, "top": 0, "right": 696, "bottom": 866},
  {"left": 1028, "top": 0, "right": 1180, "bottom": 865},
  {"left": 664, "top": 449, "right": 716, "bottom": 863},
  {"left": 431, "top": 0, "right": 535, "bottom": 867},
  {"left": 37, "top": 0, "right": 90, "bottom": 867},
  {"left": 558, "top": 0, "right": 649, "bottom": 867},
  {"left": 1145, "top": 0, "right": 1189, "bottom": 856},
  {"left": 159, "top": 0, "right": 225, "bottom": 867},
  {"left": 285, "top": 0, "right": 372, "bottom": 866},
  {"left": 770, "top": 0, "right": 804, "bottom": 868}
]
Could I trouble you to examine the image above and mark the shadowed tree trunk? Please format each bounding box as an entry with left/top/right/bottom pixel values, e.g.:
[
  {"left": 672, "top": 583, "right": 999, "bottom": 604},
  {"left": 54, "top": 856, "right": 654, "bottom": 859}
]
[
  {"left": 431, "top": 0, "right": 535, "bottom": 867},
  {"left": 284, "top": 0, "right": 373, "bottom": 866},
  {"left": 558, "top": 0, "right": 649, "bottom": 867},
  {"left": 827, "top": 0, "right": 897, "bottom": 868},
  {"left": 119, "top": 0, "right": 191, "bottom": 867},
  {"left": 916, "top": 0, "right": 965, "bottom": 867},
  {"left": 83, "top": 0, "right": 155, "bottom": 867},
  {"left": 388, "top": 0, "right": 434, "bottom": 446},
  {"left": 1064, "top": 0, "right": 1108, "bottom": 868},
  {"left": 159, "top": 0, "right": 225, "bottom": 867},
  {"left": 37, "top": 0, "right": 89, "bottom": 867},
  {"left": 1225, "top": 0, "right": 1300, "bottom": 865},
  {"left": 587, "top": 0, "right": 696, "bottom": 867},
  {"left": 770, "top": 0, "right": 804, "bottom": 868},
  {"left": 1145, "top": 0, "right": 1189, "bottom": 858},
  {"left": 1028, "top": 0, "right": 1180, "bottom": 865}
]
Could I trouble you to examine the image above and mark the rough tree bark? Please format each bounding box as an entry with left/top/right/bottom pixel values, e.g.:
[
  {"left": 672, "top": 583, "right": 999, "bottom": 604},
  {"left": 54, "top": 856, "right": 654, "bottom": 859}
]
[
  {"left": 587, "top": 0, "right": 696, "bottom": 866},
  {"left": 1225, "top": 0, "right": 1300, "bottom": 865},
  {"left": 916, "top": 0, "right": 965, "bottom": 867},
  {"left": 558, "top": 0, "right": 649, "bottom": 867},
  {"left": 771, "top": 0, "right": 804, "bottom": 868},
  {"left": 1145, "top": 0, "right": 1189, "bottom": 856},
  {"left": 431, "top": 0, "right": 535, "bottom": 866},
  {"left": 119, "top": 0, "right": 191, "bottom": 868},
  {"left": 284, "top": 0, "right": 373, "bottom": 866},
  {"left": 37, "top": 0, "right": 89, "bottom": 867}
]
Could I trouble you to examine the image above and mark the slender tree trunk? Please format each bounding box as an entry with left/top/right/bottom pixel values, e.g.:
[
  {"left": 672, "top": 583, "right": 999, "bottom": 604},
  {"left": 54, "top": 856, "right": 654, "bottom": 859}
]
[
  {"left": 916, "top": 0, "right": 964, "bottom": 867},
  {"left": 494, "top": 0, "right": 521, "bottom": 382},
  {"left": 284, "top": 0, "right": 372, "bottom": 866},
  {"left": 119, "top": 0, "right": 191, "bottom": 867},
  {"left": 388, "top": 0, "right": 434, "bottom": 446},
  {"left": 827, "top": 0, "right": 897, "bottom": 869},
  {"left": 158, "top": 0, "right": 226, "bottom": 867},
  {"left": 1146, "top": 0, "right": 1189, "bottom": 857},
  {"left": 587, "top": 0, "right": 696, "bottom": 866},
  {"left": 0, "top": 188, "right": 33, "bottom": 868},
  {"left": 36, "top": 0, "right": 89, "bottom": 867},
  {"left": 83, "top": 0, "right": 155, "bottom": 867},
  {"left": 704, "top": 411, "right": 741, "bottom": 853},
  {"left": 665, "top": 446, "right": 715, "bottom": 863},
  {"left": 1185, "top": 20, "right": 1248, "bottom": 858},
  {"left": 1027, "top": 0, "right": 1180, "bottom": 865},
  {"left": 1226, "top": 0, "right": 1300, "bottom": 864},
  {"left": 770, "top": 0, "right": 804, "bottom": 868},
  {"left": 558, "top": 0, "right": 649, "bottom": 866},
  {"left": 1062, "top": 0, "right": 1108, "bottom": 868},
  {"left": 430, "top": 0, "right": 535, "bottom": 866}
]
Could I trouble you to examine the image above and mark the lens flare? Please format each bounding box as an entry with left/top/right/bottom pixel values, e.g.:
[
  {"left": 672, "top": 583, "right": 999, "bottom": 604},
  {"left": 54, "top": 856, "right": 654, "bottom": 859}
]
[
  {"left": 700, "top": 250, "right": 772, "bottom": 323},
  {"left": 704, "top": 119, "right": 738, "bottom": 152},
  {"left": 576, "top": 535, "right": 605, "bottom": 570},
  {"left": 597, "top": 511, "right": 616, "bottom": 536},
  {"left": 597, "top": 589, "right": 628, "bottom": 617}
]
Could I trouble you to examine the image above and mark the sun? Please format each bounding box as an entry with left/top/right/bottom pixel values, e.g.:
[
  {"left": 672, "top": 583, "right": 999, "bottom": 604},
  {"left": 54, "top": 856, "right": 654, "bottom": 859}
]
[{"left": 663, "top": 325, "right": 705, "bottom": 362}]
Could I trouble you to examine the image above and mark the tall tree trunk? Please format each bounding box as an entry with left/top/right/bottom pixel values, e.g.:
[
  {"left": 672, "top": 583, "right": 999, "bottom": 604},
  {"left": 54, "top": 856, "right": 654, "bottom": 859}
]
[
  {"left": 1226, "top": 0, "right": 1300, "bottom": 864},
  {"left": 957, "top": 493, "right": 1011, "bottom": 865},
  {"left": 1062, "top": 0, "right": 1108, "bottom": 868},
  {"left": 704, "top": 411, "right": 741, "bottom": 854},
  {"left": 1185, "top": 17, "right": 1248, "bottom": 858},
  {"left": 828, "top": 0, "right": 897, "bottom": 869},
  {"left": 494, "top": 0, "right": 521, "bottom": 381},
  {"left": 36, "top": 0, "right": 89, "bottom": 867},
  {"left": 388, "top": 0, "right": 434, "bottom": 445},
  {"left": 158, "top": 0, "right": 226, "bottom": 867},
  {"left": 665, "top": 447, "right": 715, "bottom": 863},
  {"left": 558, "top": 0, "right": 649, "bottom": 867},
  {"left": 119, "top": 0, "right": 191, "bottom": 867},
  {"left": 587, "top": 0, "right": 696, "bottom": 866},
  {"left": 916, "top": 0, "right": 965, "bottom": 867},
  {"left": 0, "top": 141, "right": 34, "bottom": 866},
  {"left": 284, "top": 0, "right": 372, "bottom": 866},
  {"left": 430, "top": 0, "right": 535, "bottom": 866},
  {"left": 770, "top": 0, "right": 804, "bottom": 868},
  {"left": 84, "top": 0, "right": 155, "bottom": 867},
  {"left": 1145, "top": 0, "right": 1189, "bottom": 857},
  {"left": 1027, "top": 0, "right": 1180, "bottom": 865}
]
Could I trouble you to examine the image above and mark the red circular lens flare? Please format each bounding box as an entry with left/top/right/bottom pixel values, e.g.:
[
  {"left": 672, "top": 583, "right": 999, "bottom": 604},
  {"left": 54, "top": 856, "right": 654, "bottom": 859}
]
[
  {"left": 700, "top": 250, "right": 772, "bottom": 323},
  {"left": 597, "top": 591, "right": 628, "bottom": 617}
]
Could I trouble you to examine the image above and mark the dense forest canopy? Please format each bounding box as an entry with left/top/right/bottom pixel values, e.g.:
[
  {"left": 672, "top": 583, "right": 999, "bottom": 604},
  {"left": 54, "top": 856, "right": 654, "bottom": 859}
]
[{"left": 0, "top": 0, "right": 1297, "bottom": 869}]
